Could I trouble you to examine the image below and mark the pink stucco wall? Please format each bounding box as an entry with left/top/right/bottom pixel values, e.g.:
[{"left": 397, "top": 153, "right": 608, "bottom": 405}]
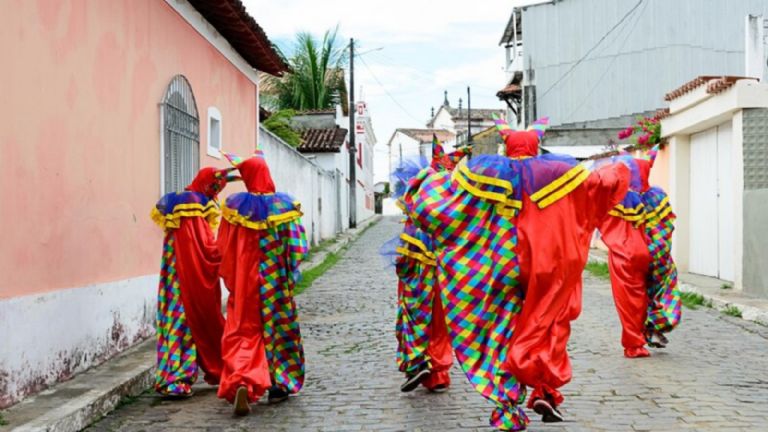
[{"left": 0, "top": 0, "right": 257, "bottom": 299}]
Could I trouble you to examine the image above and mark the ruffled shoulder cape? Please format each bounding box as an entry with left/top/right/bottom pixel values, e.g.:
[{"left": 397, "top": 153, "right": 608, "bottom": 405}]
[
  {"left": 222, "top": 192, "right": 302, "bottom": 230},
  {"left": 451, "top": 153, "right": 588, "bottom": 214},
  {"left": 151, "top": 191, "right": 220, "bottom": 231}
]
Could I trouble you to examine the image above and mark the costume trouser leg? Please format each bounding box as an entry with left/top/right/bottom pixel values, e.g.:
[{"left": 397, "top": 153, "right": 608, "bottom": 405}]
[
  {"left": 422, "top": 292, "right": 452, "bottom": 390},
  {"left": 217, "top": 226, "right": 272, "bottom": 404},
  {"left": 174, "top": 218, "right": 226, "bottom": 384},
  {"left": 599, "top": 217, "right": 652, "bottom": 351},
  {"left": 155, "top": 235, "right": 198, "bottom": 395},
  {"left": 608, "top": 252, "right": 650, "bottom": 350},
  {"left": 506, "top": 279, "right": 581, "bottom": 409}
]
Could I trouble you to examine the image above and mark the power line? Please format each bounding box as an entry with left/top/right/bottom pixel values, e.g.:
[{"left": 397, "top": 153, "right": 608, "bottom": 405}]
[
  {"left": 358, "top": 55, "right": 426, "bottom": 125},
  {"left": 538, "top": 0, "right": 644, "bottom": 102},
  {"left": 563, "top": 0, "right": 648, "bottom": 121}
]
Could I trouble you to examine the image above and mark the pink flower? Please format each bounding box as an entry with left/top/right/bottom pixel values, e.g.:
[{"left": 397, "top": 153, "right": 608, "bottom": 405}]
[
  {"left": 618, "top": 127, "right": 634, "bottom": 140},
  {"left": 638, "top": 134, "right": 650, "bottom": 145}
]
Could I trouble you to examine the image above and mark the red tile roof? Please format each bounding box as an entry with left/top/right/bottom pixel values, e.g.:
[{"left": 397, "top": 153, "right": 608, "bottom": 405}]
[
  {"left": 298, "top": 126, "right": 348, "bottom": 153},
  {"left": 664, "top": 76, "right": 757, "bottom": 101},
  {"left": 497, "top": 83, "right": 522, "bottom": 97},
  {"left": 187, "top": 0, "right": 289, "bottom": 76}
]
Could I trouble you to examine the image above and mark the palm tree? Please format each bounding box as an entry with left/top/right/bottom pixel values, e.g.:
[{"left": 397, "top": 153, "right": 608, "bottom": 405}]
[{"left": 262, "top": 27, "right": 348, "bottom": 112}]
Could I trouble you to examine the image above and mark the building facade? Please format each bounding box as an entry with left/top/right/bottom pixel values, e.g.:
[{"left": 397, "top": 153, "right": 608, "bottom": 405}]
[
  {"left": 501, "top": 0, "right": 768, "bottom": 157},
  {"left": 0, "top": 0, "right": 286, "bottom": 407},
  {"left": 660, "top": 77, "right": 768, "bottom": 297}
]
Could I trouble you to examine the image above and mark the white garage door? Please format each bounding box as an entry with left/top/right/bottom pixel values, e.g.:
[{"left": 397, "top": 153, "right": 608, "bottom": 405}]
[
  {"left": 688, "top": 122, "right": 735, "bottom": 281},
  {"left": 689, "top": 128, "right": 719, "bottom": 277}
]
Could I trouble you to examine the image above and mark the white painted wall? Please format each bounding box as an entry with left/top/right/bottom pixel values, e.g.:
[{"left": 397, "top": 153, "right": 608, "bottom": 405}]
[
  {"left": 0, "top": 276, "right": 155, "bottom": 408},
  {"left": 663, "top": 79, "right": 768, "bottom": 289},
  {"left": 259, "top": 126, "right": 349, "bottom": 244}
]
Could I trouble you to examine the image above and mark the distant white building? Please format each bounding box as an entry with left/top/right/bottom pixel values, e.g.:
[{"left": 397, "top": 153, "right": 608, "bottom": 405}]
[
  {"left": 427, "top": 91, "right": 505, "bottom": 148},
  {"left": 292, "top": 101, "right": 377, "bottom": 225},
  {"left": 386, "top": 128, "right": 457, "bottom": 176}
]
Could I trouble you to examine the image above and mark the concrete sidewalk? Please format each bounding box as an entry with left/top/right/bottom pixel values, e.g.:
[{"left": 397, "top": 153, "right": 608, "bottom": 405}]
[
  {"left": 0, "top": 216, "right": 381, "bottom": 432},
  {"left": 589, "top": 249, "right": 768, "bottom": 326}
]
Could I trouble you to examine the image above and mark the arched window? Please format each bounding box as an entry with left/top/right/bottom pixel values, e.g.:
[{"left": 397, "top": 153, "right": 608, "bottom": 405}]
[{"left": 161, "top": 75, "right": 200, "bottom": 193}]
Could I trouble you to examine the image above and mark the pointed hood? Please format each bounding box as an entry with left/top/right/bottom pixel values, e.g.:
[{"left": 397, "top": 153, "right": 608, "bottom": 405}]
[
  {"left": 492, "top": 113, "right": 549, "bottom": 158},
  {"left": 185, "top": 166, "right": 237, "bottom": 198},
  {"left": 224, "top": 150, "right": 276, "bottom": 194}
]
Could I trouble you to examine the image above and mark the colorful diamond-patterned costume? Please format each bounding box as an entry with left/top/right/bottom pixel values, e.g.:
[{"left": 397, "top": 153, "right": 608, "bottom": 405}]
[
  {"left": 401, "top": 117, "right": 630, "bottom": 430},
  {"left": 216, "top": 152, "right": 309, "bottom": 404},
  {"left": 597, "top": 148, "right": 680, "bottom": 356},
  {"left": 388, "top": 137, "right": 467, "bottom": 391},
  {"left": 641, "top": 185, "right": 680, "bottom": 334},
  {"left": 150, "top": 167, "right": 234, "bottom": 396}
]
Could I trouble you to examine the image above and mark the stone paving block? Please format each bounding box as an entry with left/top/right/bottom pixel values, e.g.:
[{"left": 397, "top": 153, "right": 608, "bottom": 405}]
[{"left": 85, "top": 217, "right": 768, "bottom": 431}]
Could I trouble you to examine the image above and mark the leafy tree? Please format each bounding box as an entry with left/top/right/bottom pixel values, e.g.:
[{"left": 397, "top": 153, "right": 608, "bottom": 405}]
[{"left": 262, "top": 27, "right": 348, "bottom": 112}]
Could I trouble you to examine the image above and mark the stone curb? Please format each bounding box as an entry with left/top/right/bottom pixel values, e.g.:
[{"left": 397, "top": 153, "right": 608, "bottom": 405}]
[
  {"left": 0, "top": 216, "right": 383, "bottom": 432},
  {"left": 588, "top": 251, "right": 768, "bottom": 327},
  {"left": 677, "top": 283, "right": 768, "bottom": 326},
  {"left": 1, "top": 339, "right": 154, "bottom": 432}
]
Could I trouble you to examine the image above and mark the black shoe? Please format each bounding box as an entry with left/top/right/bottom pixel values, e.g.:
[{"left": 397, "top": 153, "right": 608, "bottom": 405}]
[
  {"left": 647, "top": 331, "right": 669, "bottom": 348},
  {"left": 428, "top": 384, "right": 448, "bottom": 393},
  {"left": 400, "top": 365, "right": 431, "bottom": 393},
  {"left": 268, "top": 386, "right": 290, "bottom": 404},
  {"left": 533, "top": 398, "right": 564, "bottom": 423},
  {"left": 233, "top": 386, "right": 251, "bottom": 416}
]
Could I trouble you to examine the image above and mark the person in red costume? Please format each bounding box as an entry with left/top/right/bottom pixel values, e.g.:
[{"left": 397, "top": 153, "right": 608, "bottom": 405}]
[
  {"left": 492, "top": 116, "right": 631, "bottom": 424},
  {"left": 150, "top": 167, "right": 236, "bottom": 396},
  {"left": 400, "top": 115, "right": 629, "bottom": 430},
  {"left": 598, "top": 147, "right": 681, "bottom": 358},
  {"left": 216, "top": 151, "right": 309, "bottom": 416},
  {"left": 598, "top": 157, "right": 654, "bottom": 358},
  {"left": 387, "top": 137, "right": 469, "bottom": 393}
]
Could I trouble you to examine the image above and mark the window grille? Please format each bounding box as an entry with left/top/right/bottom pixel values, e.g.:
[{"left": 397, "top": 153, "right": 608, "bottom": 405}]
[{"left": 162, "top": 75, "right": 200, "bottom": 193}]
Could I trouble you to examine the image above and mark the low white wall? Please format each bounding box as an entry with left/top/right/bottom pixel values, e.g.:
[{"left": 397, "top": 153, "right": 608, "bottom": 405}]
[
  {"left": 259, "top": 126, "right": 349, "bottom": 244},
  {"left": 0, "top": 275, "right": 155, "bottom": 408}
]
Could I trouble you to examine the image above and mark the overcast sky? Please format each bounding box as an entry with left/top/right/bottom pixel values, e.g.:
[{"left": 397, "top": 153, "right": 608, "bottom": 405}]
[{"left": 244, "top": 0, "right": 516, "bottom": 182}]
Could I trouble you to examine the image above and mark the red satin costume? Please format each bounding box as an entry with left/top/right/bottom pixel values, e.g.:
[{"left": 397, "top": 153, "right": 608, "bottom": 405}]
[
  {"left": 598, "top": 158, "right": 654, "bottom": 358},
  {"left": 500, "top": 132, "right": 630, "bottom": 409},
  {"left": 151, "top": 167, "right": 228, "bottom": 395},
  {"left": 217, "top": 155, "right": 307, "bottom": 404}
]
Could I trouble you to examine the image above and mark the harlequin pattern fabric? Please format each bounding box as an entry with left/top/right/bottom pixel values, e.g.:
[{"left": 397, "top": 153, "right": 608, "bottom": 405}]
[
  {"left": 260, "top": 218, "right": 308, "bottom": 392},
  {"left": 151, "top": 186, "right": 226, "bottom": 394},
  {"left": 394, "top": 222, "right": 437, "bottom": 374},
  {"left": 155, "top": 234, "right": 198, "bottom": 396},
  {"left": 642, "top": 187, "right": 681, "bottom": 334},
  {"left": 151, "top": 191, "right": 220, "bottom": 231},
  {"left": 217, "top": 192, "right": 308, "bottom": 403},
  {"left": 404, "top": 161, "right": 528, "bottom": 431}
]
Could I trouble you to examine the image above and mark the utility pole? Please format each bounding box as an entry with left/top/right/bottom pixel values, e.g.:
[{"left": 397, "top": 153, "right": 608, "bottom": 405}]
[
  {"left": 348, "top": 38, "right": 357, "bottom": 229},
  {"left": 467, "top": 86, "right": 473, "bottom": 159}
]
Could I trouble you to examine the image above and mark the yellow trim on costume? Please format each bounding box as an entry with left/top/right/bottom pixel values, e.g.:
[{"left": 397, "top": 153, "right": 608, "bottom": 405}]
[
  {"left": 535, "top": 168, "right": 591, "bottom": 209},
  {"left": 644, "top": 196, "right": 672, "bottom": 222},
  {"left": 530, "top": 165, "right": 587, "bottom": 203},
  {"left": 399, "top": 233, "right": 436, "bottom": 259},
  {"left": 396, "top": 246, "right": 437, "bottom": 267},
  {"left": 150, "top": 202, "right": 221, "bottom": 231},
  {"left": 453, "top": 162, "right": 521, "bottom": 213},
  {"left": 222, "top": 205, "right": 303, "bottom": 230},
  {"left": 613, "top": 202, "right": 645, "bottom": 215},
  {"left": 608, "top": 209, "right": 645, "bottom": 223},
  {"left": 458, "top": 160, "right": 514, "bottom": 193}
]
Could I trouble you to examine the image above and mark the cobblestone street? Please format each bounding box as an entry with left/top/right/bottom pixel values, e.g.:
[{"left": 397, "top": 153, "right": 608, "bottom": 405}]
[{"left": 90, "top": 217, "right": 768, "bottom": 431}]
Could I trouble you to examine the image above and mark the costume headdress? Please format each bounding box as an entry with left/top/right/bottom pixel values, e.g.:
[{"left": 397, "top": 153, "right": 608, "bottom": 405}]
[
  {"left": 223, "top": 148, "right": 275, "bottom": 194},
  {"left": 491, "top": 113, "right": 549, "bottom": 158},
  {"left": 185, "top": 166, "right": 238, "bottom": 198}
]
